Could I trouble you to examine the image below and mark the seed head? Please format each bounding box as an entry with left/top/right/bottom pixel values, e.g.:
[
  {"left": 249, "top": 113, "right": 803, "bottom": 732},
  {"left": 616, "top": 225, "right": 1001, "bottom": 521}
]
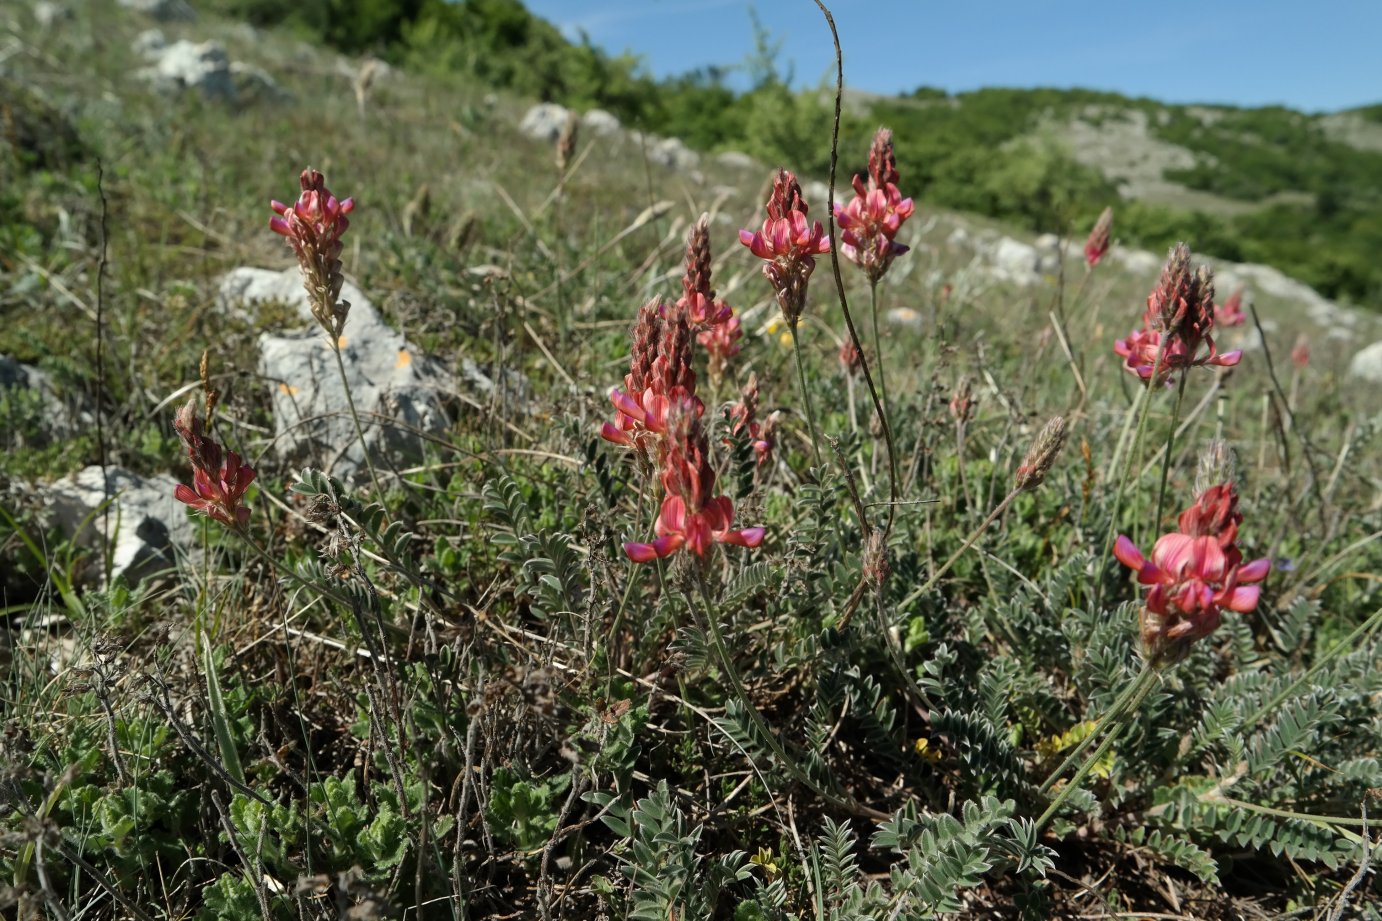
[{"left": 1014, "top": 415, "right": 1068, "bottom": 491}]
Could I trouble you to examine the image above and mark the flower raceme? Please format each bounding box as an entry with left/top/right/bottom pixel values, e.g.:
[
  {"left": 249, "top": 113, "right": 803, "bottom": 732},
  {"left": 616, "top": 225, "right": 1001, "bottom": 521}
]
[
  {"left": 1215, "top": 286, "right": 1247, "bottom": 327},
  {"left": 673, "top": 215, "right": 742, "bottom": 382},
  {"left": 624, "top": 412, "right": 764, "bottom": 563},
  {"left": 727, "top": 373, "right": 775, "bottom": 467},
  {"left": 740, "top": 169, "right": 830, "bottom": 327},
  {"left": 600, "top": 299, "right": 702, "bottom": 464},
  {"left": 172, "top": 398, "right": 255, "bottom": 528},
  {"left": 1114, "top": 243, "right": 1242, "bottom": 386},
  {"left": 270, "top": 168, "right": 354, "bottom": 339},
  {"left": 835, "top": 128, "right": 915, "bottom": 283},
  {"left": 1114, "top": 480, "right": 1270, "bottom": 666}
]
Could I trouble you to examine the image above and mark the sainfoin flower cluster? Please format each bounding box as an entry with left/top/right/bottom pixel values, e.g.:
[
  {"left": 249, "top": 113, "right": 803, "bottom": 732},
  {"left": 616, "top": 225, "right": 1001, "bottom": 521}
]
[
  {"left": 835, "top": 127, "right": 915, "bottom": 283},
  {"left": 605, "top": 217, "right": 765, "bottom": 563},
  {"left": 676, "top": 214, "right": 742, "bottom": 384},
  {"left": 270, "top": 168, "right": 354, "bottom": 340},
  {"left": 740, "top": 169, "right": 830, "bottom": 327},
  {"left": 1114, "top": 243, "right": 1242, "bottom": 386},
  {"left": 1114, "top": 479, "right": 1269, "bottom": 666},
  {"left": 1084, "top": 206, "right": 1113, "bottom": 267},
  {"left": 173, "top": 398, "right": 256, "bottom": 528},
  {"left": 600, "top": 298, "right": 702, "bottom": 467}
]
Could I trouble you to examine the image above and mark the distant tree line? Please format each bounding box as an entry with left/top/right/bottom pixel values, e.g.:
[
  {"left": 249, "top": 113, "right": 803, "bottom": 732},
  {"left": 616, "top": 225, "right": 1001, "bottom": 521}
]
[{"left": 210, "top": 0, "right": 1381, "bottom": 305}]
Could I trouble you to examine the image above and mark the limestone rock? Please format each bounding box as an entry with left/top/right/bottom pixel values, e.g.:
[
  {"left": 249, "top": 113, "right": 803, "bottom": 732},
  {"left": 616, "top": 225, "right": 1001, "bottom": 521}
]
[
  {"left": 139, "top": 39, "right": 235, "bottom": 101},
  {"left": 715, "top": 151, "right": 757, "bottom": 171},
  {"left": 1349, "top": 341, "right": 1382, "bottom": 383},
  {"left": 230, "top": 61, "right": 288, "bottom": 103},
  {"left": 45, "top": 466, "right": 193, "bottom": 585},
  {"left": 649, "top": 137, "right": 700, "bottom": 172},
  {"left": 1033, "top": 233, "right": 1067, "bottom": 275},
  {"left": 0, "top": 354, "right": 90, "bottom": 441},
  {"left": 32, "top": 1, "right": 73, "bottom": 28},
  {"left": 520, "top": 103, "right": 570, "bottom": 143},
  {"left": 580, "top": 108, "right": 621, "bottom": 137},
  {"left": 989, "top": 237, "right": 1038, "bottom": 285},
  {"left": 132, "top": 27, "right": 167, "bottom": 56},
  {"left": 118, "top": 0, "right": 195, "bottom": 21},
  {"left": 219, "top": 267, "right": 453, "bottom": 480}
]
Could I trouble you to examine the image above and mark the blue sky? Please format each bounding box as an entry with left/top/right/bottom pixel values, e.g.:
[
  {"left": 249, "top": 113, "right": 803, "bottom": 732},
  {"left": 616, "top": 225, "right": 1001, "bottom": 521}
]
[{"left": 524, "top": 0, "right": 1382, "bottom": 112}]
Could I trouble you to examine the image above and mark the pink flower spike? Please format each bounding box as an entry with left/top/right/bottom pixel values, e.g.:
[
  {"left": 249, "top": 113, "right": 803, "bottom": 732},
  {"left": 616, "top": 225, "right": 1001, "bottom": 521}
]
[
  {"left": 1114, "top": 480, "right": 1270, "bottom": 667},
  {"left": 740, "top": 169, "right": 831, "bottom": 325},
  {"left": 173, "top": 398, "right": 255, "bottom": 529}
]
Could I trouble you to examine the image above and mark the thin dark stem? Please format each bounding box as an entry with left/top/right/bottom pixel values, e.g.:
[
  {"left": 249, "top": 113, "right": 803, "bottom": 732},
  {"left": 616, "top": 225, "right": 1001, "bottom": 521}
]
[
  {"left": 96, "top": 160, "right": 110, "bottom": 568},
  {"left": 811, "top": 0, "right": 899, "bottom": 534},
  {"left": 898, "top": 487, "right": 1021, "bottom": 610}
]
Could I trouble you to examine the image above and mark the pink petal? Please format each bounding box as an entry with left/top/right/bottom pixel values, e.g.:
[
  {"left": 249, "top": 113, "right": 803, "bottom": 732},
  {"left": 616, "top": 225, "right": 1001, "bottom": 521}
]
[
  {"left": 1114, "top": 535, "right": 1160, "bottom": 583},
  {"left": 1237, "top": 557, "right": 1271, "bottom": 582},
  {"left": 600, "top": 422, "right": 633, "bottom": 446},
  {"left": 624, "top": 542, "right": 661, "bottom": 563},
  {"left": 1152, "top": 533, "right": 1197, "bottom": 580},
  {"left": 1223, "top": 584, "right": 1261, "bottom": 613},
  {"left": 721, "top": 527, "right": 765, "bottom": 548}
]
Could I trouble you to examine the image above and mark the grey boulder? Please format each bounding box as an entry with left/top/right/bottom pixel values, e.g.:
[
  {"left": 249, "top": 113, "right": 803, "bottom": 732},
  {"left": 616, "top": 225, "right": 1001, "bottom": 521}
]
[
  {"left": 45, "top": 465, "right": 194, "bottom": 585},
  {"left": 219, "top": 267, "right": 453, "bottom": 481}
]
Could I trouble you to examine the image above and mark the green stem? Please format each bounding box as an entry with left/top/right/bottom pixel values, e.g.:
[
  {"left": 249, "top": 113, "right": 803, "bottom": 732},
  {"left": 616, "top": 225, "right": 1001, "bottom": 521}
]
[
  {"left": 1241, "top": 602, "right": 1382, "bottom": 733},
  {"left": 869, "top": 281, "right": 889, "bottom": 424},
  {"left": 606, "top": 479, "right": 651, "bottom": 695},
  {"left": 1037, "top": 666, "right": 1155, "bottom": 795},
  {"left": 898, "top": 488, "right": 1020, "bottom": 610},
  {"left": 330, "top": 341, "right": 385, "bottom": 497},
  {"left": 787, "top": 320, "right": 824, "bottom": 472},
  {"left": 1097, "top": 339, "right": 1169, "bottom": 609},
  {"left": 1035, "top": 666, "right": 1159, "bottom": 829},
  {"left": 692, "top": 571, "right": 885, "bottom": 820},
  {"left": 1152, "top": 373, "right": 1190, "bottom": 538}
]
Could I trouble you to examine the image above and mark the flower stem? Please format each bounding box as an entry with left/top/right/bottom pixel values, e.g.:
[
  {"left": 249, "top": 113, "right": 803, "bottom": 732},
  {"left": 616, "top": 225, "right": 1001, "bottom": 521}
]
[
  {"left": 869, "top": 280, "right": 889, "bottom": 423},
  {"left": 898, "top": 487, "right": 1021, "bottom": 610},
  {"left": 330, "top": 340, "right": 385, "bottom": 497},
  {"left": 1097, "top": 338, "right": 1169, "bottom": 609},
  {"left": 692, "top": 570, "right": 886, "bottom": 820},
  {"left": 787, "top": 320, "right": 824, "bottom": 472},
  {"left": 1035, "top": 666, "right": 1159, "bottom": 829},
  {"left": 1152, "top": 373, "right": 1190, "bottom": 536}
]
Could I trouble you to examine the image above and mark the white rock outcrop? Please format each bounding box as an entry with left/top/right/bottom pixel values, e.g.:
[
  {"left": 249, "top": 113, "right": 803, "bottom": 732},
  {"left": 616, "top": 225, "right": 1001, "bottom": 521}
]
[
  {"left": 648, "top": 137, "right": 700, "bottom": 172},
  {"left": 139, "top": 39, "right": 235, "bottom": 101},
  {"left": 45, "top": 466, "right": 193, "bottom": 585},
  {"left": 118, "top": 0, "right": 195, "bottom": 21},
  {"left": 1349, "top": 341, "right": 1382, "bottom": 383},
  {"left": 219, "top": 267, "right": 454, "bottom": 481},
  {"left": 520, "top": 103, "right": 570, "bottom": 142},
  {"left": 580, "top": 108, "right": 621, "bottom": 137},
  {"left": 0, "top": 355, "right": 89, "bottom": 440}
]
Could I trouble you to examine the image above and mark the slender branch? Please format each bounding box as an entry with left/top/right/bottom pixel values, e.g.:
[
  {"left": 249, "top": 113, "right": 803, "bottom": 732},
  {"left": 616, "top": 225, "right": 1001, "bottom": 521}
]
[
  {"left": 898, "top": 487, "right": 1022, "bottom": 610},
  {"left": 811, "top": 0, "right": 900, "bottom": 534}
]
